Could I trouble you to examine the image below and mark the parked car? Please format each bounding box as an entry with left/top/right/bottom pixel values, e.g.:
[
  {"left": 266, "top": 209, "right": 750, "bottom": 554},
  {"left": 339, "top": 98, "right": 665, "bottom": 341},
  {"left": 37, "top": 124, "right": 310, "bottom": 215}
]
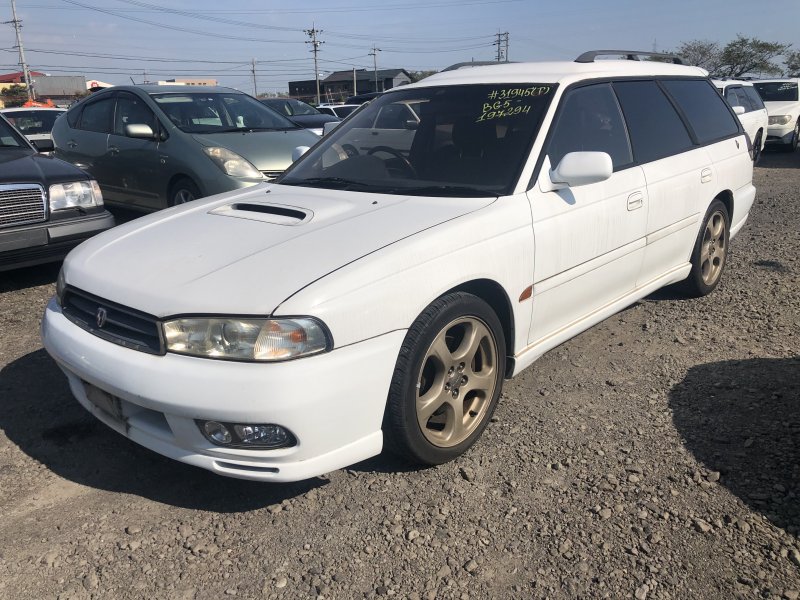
[
  {"left": 0, "top": 113, "right": 113, "bottom": 272},
  {"left": 0, "top": 107, "right": 66, "bottom": 153},
  {"left": 714, "top": 80, "right": 768, "bottom": 162},
  {"left": 346, "top": 91, "right": 382, "bottom": 104},
  {"left": 259, "top": 98, "right": 339, "bottom": 136},
  {"left": 751, "top": 79, "right": 800, "bottom": 152},
  {"left": 51, "top": 85, "right": 320, "bottom": 210},
  {"left": 42, "top": 52, "right": 755, "bottom": 482},
  {"left": 317, "top": 104, "right": 360, "bottom": 119}
]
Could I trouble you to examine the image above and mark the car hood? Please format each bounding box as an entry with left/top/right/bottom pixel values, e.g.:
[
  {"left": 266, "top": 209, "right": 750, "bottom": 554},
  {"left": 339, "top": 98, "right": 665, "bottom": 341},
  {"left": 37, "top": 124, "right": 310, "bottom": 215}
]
[
  {"left": 191, "top": 129, "right": 321, "bottom": 172},
  {"left": 63, "top": 183, "right": 495, "bottom": 317},
  {"left": 0, "top": 149, "right": 89, "bottom": 185},
  {"left": 763, "top": 100, "right": 800, "bottom": 114}
]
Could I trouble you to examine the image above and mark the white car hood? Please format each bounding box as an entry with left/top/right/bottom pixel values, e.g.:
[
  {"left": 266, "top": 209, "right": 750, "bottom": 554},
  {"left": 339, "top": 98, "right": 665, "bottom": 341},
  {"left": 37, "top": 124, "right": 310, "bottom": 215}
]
[
  {"left": 64, "top": 183, "right": 494, "bottom": 317},
  {"left": 764, "top": 100, "right": 800, "bottom": 115}
]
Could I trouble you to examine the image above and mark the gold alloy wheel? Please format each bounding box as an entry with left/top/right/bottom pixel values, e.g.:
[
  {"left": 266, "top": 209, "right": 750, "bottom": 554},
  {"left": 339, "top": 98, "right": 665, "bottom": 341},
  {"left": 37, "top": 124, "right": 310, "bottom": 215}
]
[
  {"left": 700, "top": 209, "right": 727, "bottom": 286},
  {"left": 415, "top": 316, "right": 499, "bottom": 448}
]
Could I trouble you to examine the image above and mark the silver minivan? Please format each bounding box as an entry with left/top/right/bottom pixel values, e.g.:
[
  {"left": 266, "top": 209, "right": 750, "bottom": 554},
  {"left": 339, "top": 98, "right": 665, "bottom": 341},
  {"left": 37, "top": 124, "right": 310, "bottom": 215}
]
[{"left": 52, "top": 85, "right": 319, "bottom": 210}]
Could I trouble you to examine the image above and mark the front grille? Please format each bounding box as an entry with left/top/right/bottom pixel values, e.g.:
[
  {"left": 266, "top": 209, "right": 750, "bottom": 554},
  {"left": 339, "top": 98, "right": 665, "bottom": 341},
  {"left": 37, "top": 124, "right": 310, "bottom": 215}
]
[
  {"left": 62, "top": 287, "right": 164, "bottom": 355},
  {"left": 260, "top": 170, "right": 283, "bottom": 181},
  {"left": 0, "top": 184, "right": 46, "bottom": 229}
]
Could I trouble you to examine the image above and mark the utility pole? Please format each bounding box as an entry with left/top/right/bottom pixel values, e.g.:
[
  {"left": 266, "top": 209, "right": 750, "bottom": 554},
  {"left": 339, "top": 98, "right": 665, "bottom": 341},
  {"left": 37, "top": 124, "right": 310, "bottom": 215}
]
[
  {"left": 369, "top": 45, "right": 381, "bottom": 92},
  {"left": 8, "top": 0, "right": 33, "bottom": 100},
  {"left": 494, "top": 31, "right": 509, "bottom": 62},
  {"left": 251, "top": 58, "right": 258, "bottom": 97},
  {"left": 304, "top": 24, "right": 323, "bottom": 105}
]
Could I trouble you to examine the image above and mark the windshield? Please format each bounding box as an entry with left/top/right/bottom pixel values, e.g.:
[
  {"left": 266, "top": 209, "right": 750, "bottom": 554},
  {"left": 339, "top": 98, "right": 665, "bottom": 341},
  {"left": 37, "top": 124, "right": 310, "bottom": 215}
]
[
  {"left": 150, "top": 92, "right": 299, "bottom": 134},
  {"left": 752, "top": 82, "right": 798, "bottom": 102},
  {"left": 0, "top": 118, "right": 26, "bottom": 148},
  {"left": 3, "top": 110, "right": 64, "bottom": 135},
  {"left": 279, "top": 83, "right": 555, "bottom": 197}
]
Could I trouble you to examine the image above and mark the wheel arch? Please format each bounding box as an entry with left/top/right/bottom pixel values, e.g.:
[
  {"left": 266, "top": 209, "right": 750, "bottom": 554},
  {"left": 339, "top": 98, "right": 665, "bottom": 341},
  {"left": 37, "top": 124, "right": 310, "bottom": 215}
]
[
  {"left": 443, "top": 278, "right": 516, "bottom": 377},
  {"left": 166, "top": 174, "right": 202, "bottom": 201},
  {"left": 714, "top": 189, "right": 734, "bottom": 222}
]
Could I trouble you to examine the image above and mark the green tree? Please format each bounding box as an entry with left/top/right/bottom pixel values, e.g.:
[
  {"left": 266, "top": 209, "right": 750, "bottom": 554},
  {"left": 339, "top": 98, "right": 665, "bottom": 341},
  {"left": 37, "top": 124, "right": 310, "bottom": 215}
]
[
  {"left": 676, "top": 40, "right": 722, "bottom": 73},
  {"left": 785, "top": 50, "right": 800, "bottom": 76},
  {"left": 716, "top": 35, "right": 790, "bottom": 77},
  {"left": 0, "top": 84, "right": 28, "bottom": 108}
]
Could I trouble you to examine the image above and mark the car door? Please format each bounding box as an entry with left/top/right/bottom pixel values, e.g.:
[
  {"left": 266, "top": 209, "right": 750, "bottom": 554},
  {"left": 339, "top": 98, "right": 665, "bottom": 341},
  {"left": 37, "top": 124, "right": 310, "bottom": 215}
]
[
  {"left": 106, "top": 91, "right": 163, "bottom": 209},
  {"left": 613, "top": 80, "right": 715, "bottom": 288},
  {"left": 58, "top": 94, "right": 116, "bottom": 192},
  {"left": 527, "top": 83, "right": 648, "bottom": 343}
]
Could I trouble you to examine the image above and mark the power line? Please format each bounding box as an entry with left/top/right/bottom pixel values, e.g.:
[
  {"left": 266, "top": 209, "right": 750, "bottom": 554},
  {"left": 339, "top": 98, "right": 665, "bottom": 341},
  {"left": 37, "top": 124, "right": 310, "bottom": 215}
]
[{"left": 5, "top": 0, "right": 33, "bottom": 100}]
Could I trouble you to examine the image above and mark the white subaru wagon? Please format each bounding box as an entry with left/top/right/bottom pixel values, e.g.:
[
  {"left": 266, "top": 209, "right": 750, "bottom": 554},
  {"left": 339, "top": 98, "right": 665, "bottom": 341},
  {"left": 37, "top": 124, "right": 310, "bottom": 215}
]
[{"left": 42, "top": 52, "right": 756, "bottom": 482}]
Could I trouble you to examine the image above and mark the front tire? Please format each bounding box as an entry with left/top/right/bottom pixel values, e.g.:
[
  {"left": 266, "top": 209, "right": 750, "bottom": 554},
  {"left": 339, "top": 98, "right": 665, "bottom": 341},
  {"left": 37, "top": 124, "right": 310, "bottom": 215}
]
[
  {"left": 780, "top": 120, "right": 799, "bottom": 153},
  {"left": 680, "top": 199, "right": 730, "bottom": 297},
  {"left": 384, "top": 292, "right": 506, "bottom": 465},
  {"left": 169, "top": 178, "right": 201, "bottom": 207}
]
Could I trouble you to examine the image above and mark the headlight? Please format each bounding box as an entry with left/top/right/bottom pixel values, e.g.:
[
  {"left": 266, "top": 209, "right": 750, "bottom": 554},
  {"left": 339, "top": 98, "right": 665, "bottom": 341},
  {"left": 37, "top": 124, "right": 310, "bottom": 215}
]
[
  {"left": 768, "top": 115, "right": 793, "bottom": 126},
  {"left": 162, "top": 317, "right": 331, "bottom": 361},
  {"left": 49, "top": 180, "right": 103, "bottom": 211},
  {"left": 55, "top": 267, "right": 66, "bottom": 306},
  {"left": 202, "top": 147, "right": 263, "bottom": 179}
]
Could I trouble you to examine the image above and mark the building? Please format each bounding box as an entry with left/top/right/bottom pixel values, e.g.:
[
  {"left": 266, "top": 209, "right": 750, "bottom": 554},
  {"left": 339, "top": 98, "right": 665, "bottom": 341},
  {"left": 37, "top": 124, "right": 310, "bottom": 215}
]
[
  {"left": 289, "top": 69, "right": 411, "bottom": 103},
  {"left": 0, "top": 70, "right": 45, "bottom": 84}
]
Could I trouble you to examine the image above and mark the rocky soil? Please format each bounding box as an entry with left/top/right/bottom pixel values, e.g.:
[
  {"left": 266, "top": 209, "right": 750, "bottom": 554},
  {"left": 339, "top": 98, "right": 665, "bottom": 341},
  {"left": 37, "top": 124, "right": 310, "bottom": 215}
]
[{"left": 0, "top": 152, "right": 798, "bottom": 600}]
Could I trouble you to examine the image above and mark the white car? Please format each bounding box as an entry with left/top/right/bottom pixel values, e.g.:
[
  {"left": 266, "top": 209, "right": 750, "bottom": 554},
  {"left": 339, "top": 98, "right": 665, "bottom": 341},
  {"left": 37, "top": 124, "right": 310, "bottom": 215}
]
[
  {"left": 42, "top": 52, "right": 756, "bottom": 482},
  {"left": 714, "top": 80, "right": 769, "bottom": 162},
  {"left": 317, "top": 104, "right": 360, "bottom": 119},
  {"left": 752, "top": 78, "right": 800, "bottom": 152},
  {"left": 0, "top": 106, "right": 66, "bottom": 153}
]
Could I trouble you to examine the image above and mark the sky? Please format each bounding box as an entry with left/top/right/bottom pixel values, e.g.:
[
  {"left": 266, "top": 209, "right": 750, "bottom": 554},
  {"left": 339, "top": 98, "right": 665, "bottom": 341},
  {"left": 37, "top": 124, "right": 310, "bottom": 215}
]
[{"left": 1, "top": 0, "right": 798, "bottom": 95}]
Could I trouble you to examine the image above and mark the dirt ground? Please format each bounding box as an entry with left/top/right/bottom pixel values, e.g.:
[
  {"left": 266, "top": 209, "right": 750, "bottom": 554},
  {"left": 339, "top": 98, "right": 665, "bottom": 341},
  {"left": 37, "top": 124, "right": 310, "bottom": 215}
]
[{"left": 0, "top": 152, "right": 798, "bottom": 600}]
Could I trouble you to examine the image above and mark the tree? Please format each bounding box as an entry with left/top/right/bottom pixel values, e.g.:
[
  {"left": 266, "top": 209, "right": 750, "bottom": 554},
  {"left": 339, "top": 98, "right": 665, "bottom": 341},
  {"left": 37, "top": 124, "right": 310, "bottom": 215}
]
[
  {"left": 676, "top": 40, "right": 722, "bottom": 73},
  {"left": 785, "top": 50, "right": 800, "bottom": 77},
  {"left": 0, "top": 84, "right": 28, "bottom": 108},
  {"left": 716, "top": 36, "right": 790, "bottom": 77},
  {"left": 408, "top": 70, "right": 438, "bottom": 83}
]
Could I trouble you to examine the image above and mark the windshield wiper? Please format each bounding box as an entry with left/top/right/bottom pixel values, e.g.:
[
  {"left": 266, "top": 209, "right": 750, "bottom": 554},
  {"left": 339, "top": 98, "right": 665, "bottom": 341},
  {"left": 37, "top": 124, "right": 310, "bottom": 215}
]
[
  {"left": 213, "top": 126, "right": 285, "bottom": 133},
  {"left": 279, "top": 177, "right": 376, "bottom": 190},
  {"left": 398, "top": 185, "right": 497, "bottom": 198}
]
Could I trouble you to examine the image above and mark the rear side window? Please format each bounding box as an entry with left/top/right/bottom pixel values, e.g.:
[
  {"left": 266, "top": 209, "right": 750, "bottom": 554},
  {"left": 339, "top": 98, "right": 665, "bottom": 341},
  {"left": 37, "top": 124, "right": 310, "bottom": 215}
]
[
  {"left": 725, "top": 87, "right": 752, "bottom": 112},
  {"left": 547, "top": 83, "right": 632, "bottom": 170},
  {"left": 613, "top": 80, "right": 693, "bottom": 164},
  {"left": 743, "top": 87, "right": 765, "bottom": 110},
  {"left": 78, "top": 97, "right": 114, "bottom": 134},
  {"left": 662, "top": 80, "right": 740, "bottom": 144}
]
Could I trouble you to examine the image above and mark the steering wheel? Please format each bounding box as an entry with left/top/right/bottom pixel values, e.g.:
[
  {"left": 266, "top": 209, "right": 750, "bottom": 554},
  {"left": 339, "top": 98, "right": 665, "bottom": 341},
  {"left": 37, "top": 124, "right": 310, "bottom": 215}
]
[{"left": 367, "top": 146, "right": 417, "bottom": 177}]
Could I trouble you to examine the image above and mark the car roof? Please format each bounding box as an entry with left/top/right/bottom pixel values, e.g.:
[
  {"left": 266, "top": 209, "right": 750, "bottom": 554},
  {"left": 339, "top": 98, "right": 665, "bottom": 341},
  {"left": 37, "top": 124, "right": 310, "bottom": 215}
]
[
  {"left": 400, "top": 60, "right": 708, "bottom": 91},
  {"left": 712, "top": 79, "right": 755, "bottom": 87},
  {"left": 752, "top": 78, "right": 800, "bottom": 84},
  {"left": 107, "top": 85, "right": 243, "bottom": 95},
  {"left": 0, "top": 107, "right": 66, "bottom": 112}
]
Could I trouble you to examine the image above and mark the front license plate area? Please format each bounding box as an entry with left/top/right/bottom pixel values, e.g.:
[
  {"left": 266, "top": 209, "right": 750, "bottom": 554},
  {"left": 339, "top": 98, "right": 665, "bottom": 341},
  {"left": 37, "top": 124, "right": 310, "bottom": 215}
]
[{"left": 83, "top": 382, "right": 126, "bottom": 425}]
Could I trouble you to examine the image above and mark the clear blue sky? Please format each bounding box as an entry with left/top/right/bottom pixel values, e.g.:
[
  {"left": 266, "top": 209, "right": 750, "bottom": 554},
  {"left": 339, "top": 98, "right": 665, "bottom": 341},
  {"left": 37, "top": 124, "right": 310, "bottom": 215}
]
[{"left": 2, "top": 0, "right": 798, "bottom": 94}]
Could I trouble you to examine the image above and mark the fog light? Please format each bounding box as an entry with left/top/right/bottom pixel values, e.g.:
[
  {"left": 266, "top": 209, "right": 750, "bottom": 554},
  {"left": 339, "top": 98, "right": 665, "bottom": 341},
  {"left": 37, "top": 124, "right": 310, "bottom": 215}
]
[
  {"left": 203, "top": 421, "right": 232, "bottom": 444},
  {"left": 197, "top": 420, "right": 295, "bottom": 449}
]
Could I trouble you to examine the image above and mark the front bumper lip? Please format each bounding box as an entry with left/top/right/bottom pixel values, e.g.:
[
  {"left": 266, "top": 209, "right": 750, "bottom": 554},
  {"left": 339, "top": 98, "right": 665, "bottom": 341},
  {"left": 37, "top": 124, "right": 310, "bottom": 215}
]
[{"left": 41, "top": 298, "right": 405, "bottom": 482}]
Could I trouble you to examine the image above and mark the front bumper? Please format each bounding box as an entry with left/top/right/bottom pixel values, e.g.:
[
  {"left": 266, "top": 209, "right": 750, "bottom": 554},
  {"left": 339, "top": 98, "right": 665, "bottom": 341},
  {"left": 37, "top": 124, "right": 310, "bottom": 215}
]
[
  {"left": 42, "top": 298, "right": 405, "bottom": 482},
  {"left": 764, "top": 125, "right": 796, "bottom": 145},
  {"left": 0, "top": 211, "right": 115, "bottom": 272}
]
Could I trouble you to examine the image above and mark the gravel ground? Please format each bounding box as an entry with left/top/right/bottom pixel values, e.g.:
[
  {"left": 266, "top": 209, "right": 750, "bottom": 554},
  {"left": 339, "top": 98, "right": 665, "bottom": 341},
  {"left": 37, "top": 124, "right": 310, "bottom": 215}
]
[{"left": 0, "top": 152, "right": 798, "bottom": 600}]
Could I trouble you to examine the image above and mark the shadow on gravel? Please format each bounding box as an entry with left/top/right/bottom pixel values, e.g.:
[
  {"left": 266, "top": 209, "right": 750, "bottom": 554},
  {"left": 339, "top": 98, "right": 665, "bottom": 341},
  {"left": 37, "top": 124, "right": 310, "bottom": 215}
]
[
  {"left": 670, "top": 356, "right": 800, "bottom": 535},
  {"left": 0, "top": 262, "right": 60, "bottom": 294},
  {"left": 756, "top": 150, "right": 799, "bottom": 170},
  {"left": 0, "top": 350, "right": 326, "bottom": 511}
]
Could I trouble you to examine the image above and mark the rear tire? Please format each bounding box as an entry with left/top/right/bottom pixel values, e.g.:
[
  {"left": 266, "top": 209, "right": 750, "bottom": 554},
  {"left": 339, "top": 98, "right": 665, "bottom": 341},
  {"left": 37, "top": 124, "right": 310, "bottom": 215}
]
[
  {"left": 169, "top": 178, "right": 201, "bottom": 207},
  {"left": 752, "top": 131, "right": 762, "bottom": 164},
  {"left": 383, "top": 292, "right": 506, "bottom": 466},
  {"left": 679, "top": 199, "right": 730, "bottom": 298}
]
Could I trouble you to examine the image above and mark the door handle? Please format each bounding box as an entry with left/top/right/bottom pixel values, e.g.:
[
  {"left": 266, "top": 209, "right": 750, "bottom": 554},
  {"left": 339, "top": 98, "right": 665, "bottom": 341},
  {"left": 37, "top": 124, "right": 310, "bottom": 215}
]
[
  {"left": 701, "top": 168, "right": 713, "bottom": 183},
  {"left": 108, "top": 145, "right": 119, "bottom": 155},
  {"left": 627, "top": 191, "right": 644, "bottom": 211},
  {"left": 67, "top": 141, "right": 77, "bottom": 148}
]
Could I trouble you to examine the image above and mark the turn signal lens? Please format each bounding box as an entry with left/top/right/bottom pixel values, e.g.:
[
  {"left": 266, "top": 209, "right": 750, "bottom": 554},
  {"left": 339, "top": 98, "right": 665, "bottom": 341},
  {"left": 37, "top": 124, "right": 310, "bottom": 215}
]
[{"left": 203, "top": 421, "right": 232, "bottom": 444}]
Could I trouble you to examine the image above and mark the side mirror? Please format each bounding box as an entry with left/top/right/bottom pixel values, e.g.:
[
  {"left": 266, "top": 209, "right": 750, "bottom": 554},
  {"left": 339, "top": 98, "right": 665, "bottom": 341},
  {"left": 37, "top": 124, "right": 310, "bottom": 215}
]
[
  {"left": 732, "top": 105, "right": 746, "bottom": 115},
  {"left": 322, "top": 121, "right": 340, "bottom": 136},
  {"left": 544, "top": 151, "right": 613, "bottom": 191},
  {"left": 404, "top": 119, "right": 419, "bottom": 131},
  {"left": 31, "top": 138, "right": 55, "bottom": 153},
  {"left": 292, "top": 146, "right": 310, "bottom": 161},
  {"left": 125, "top": 123, "right": 156, "bottom": 140}
]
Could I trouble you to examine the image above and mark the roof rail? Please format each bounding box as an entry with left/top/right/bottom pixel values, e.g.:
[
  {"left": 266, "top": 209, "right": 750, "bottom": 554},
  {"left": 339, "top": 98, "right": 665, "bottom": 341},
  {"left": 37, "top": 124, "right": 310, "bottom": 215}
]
[
  {"left": 575, "top": 50, "right": 684, "bottom": 65},
  {"left": 441, "top": 60, "right": 512, "bottom": 72}
]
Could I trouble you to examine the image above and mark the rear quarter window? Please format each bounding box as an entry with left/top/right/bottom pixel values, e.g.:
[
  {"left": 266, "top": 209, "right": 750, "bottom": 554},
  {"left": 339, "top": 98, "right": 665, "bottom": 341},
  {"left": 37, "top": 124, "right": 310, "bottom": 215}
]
[
  {"left": 662, "top": 80, "right": 740, "bottom": 144},
  {"left": 743, "top": 87, "right": 766, "bottom": 110}
]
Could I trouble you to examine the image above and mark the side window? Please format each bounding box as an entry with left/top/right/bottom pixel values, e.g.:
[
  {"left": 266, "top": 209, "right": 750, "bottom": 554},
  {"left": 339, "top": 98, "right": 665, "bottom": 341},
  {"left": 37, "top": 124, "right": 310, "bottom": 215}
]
[
  {"left": 661, "top": 79, "right": 740, "bottom": 144},
  {"left": 727, "top": 87, "right": 753, "bottom": 112},
  {"left": 743, "top": 87, "right": 766, "bottom": 111},
  {"left": 114, "top": 93, "right": 156, "bottom": 136},
  {"left": 78, "top": 97, "right": 115, "bottom": 134},
  {"left": 374, "top": 104, "right": 413, "bottom": 129},
  {"left": 546, "top": 83, "right": 633, "bottom": 170},
  {"left": 613, "top": 80, "right": 693, "bottom": 164}
]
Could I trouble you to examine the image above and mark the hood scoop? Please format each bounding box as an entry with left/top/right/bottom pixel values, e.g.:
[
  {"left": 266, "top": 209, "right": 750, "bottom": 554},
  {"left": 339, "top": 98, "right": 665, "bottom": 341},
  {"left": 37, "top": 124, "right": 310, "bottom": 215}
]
[{"left": 209, "top": 201, "right": 311, "bottom": 226}]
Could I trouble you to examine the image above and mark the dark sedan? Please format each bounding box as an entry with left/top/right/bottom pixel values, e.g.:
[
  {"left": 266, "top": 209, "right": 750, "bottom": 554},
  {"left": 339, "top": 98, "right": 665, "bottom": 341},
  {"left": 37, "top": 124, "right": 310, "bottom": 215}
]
[
  {"left": 0, "top": 113, "right": 113, "bottom": 271},
  {"left": 260, "top": 98, "right": 339, "bottom": 135}
]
